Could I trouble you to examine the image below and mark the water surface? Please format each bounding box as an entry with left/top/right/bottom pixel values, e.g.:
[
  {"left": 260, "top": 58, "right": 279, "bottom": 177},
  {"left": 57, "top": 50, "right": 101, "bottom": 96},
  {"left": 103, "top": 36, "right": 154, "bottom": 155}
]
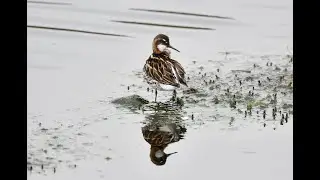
[{"left": 27, "top": 0, "right": 293, "bottom": 179}]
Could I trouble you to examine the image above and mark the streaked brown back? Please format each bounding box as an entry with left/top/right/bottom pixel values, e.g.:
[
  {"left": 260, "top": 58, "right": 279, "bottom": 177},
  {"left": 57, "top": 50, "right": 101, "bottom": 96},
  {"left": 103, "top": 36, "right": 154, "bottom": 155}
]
[{"left": 143, "top": 53, "right": 187, "bottom": 87}]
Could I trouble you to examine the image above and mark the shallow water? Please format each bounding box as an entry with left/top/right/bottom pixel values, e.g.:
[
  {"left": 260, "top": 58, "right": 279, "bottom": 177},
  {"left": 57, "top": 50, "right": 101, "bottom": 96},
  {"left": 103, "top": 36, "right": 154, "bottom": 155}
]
[{"left": 27, "top": 0, "right": 292, "bottom": 179}]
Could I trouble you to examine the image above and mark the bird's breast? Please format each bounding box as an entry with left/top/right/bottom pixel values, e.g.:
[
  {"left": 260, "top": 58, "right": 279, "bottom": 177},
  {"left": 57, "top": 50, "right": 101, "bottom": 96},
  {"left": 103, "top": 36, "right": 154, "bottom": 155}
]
[{"left": 159, "top": 83, "right": 178, "bottom": 91}]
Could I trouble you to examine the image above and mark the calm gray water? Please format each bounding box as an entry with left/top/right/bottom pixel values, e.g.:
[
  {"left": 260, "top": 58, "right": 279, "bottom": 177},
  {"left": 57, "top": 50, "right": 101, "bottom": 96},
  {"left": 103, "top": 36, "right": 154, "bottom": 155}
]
[{"left": 27, "top": 0, "right": 293, "bottom": 179}]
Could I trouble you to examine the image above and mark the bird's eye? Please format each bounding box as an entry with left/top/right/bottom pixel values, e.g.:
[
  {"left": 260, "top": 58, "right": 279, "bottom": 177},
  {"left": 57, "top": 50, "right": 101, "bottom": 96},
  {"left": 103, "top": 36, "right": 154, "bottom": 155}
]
[{"left": 162, "top": 39, "right": 168, "bottom": 44}]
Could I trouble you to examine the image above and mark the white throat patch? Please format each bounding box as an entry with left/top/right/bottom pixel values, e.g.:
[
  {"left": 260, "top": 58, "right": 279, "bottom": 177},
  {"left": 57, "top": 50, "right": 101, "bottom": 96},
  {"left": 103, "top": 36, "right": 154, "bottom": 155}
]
[
  {"left": 157, "top": 44, "right": 171, "bottom": 55},
  {"left": 157, "top": 44, "right": 167, "bottom": 52},
  {"left": 155, "top": 150, "right": 165, "bottom": 158}
]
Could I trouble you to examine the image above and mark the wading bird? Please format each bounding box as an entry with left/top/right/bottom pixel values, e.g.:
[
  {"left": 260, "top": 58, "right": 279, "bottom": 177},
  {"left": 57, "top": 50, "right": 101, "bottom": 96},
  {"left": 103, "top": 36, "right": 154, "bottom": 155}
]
[{"left": 143, "top": 34, "right": 187, "bottom": 102}]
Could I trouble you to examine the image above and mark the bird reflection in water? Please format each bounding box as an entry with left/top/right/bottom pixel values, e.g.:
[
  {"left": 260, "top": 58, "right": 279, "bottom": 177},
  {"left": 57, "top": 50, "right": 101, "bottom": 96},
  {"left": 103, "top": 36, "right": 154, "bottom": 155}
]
[{"left": 141, "top": 109, "right": 187, "bottom": 166}]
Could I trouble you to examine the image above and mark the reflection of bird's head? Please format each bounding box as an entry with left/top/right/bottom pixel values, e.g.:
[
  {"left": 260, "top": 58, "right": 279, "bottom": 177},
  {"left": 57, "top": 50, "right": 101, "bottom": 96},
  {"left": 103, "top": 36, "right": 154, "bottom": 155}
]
[{"left": 149, "top": 146, "right": 177, "bottom": 166}]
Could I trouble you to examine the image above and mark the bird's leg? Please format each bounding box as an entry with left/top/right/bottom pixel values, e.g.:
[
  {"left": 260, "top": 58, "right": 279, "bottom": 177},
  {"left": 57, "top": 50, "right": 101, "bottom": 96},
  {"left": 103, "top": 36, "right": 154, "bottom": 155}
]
[
  {"left": 155, "top": 89, "right": 158, "bottom": 102},
  {"left": 171, "top": 90, "right": 177, "bottom": 101}
]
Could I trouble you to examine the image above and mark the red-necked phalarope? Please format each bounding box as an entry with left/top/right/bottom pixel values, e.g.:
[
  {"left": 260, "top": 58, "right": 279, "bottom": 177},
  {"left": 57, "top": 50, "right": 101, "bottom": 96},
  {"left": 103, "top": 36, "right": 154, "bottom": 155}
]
[{"left": 143, "top": 34, "right": 187, "bottom": 102}]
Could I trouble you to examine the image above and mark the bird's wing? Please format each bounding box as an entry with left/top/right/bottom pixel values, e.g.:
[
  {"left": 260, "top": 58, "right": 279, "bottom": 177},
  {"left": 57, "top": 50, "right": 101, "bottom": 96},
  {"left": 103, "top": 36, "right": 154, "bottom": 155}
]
[
  {"left": 169, "top": 59, "right": 187, "bottom": 86},
  {"left": 142, "top": 129, "right": 174, "bottom": 146},
  {"left": 143, "top": 55, "right": 180, "bottom": 87}
]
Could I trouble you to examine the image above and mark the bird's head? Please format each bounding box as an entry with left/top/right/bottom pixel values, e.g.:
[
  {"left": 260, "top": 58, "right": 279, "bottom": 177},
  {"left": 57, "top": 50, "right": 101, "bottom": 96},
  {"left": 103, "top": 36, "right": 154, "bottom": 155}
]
[{"left": 152, "top": 34, "right": 180, "bottom": 55}]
